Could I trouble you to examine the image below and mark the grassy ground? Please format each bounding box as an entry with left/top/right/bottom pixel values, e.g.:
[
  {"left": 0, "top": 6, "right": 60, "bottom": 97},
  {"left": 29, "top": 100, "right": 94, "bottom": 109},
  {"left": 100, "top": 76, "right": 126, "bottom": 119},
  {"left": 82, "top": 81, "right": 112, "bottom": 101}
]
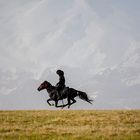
[{"left": 0, "top": 110, "right": 140, "bottom": 140}]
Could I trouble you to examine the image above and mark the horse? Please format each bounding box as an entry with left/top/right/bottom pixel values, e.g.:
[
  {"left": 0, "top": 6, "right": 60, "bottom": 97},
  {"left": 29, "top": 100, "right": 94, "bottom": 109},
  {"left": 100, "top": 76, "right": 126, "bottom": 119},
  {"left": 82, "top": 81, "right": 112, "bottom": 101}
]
[{"left": 37, "top": 80, "right": 93, "bottom": 108}]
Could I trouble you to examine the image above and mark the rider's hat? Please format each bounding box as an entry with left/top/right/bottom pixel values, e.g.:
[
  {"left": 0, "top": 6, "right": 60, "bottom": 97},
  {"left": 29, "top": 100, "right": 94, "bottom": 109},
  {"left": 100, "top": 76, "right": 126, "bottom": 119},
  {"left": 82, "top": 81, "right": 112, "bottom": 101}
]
[{"left": 56, "top": 69, "right": 64, "bottom": 75}]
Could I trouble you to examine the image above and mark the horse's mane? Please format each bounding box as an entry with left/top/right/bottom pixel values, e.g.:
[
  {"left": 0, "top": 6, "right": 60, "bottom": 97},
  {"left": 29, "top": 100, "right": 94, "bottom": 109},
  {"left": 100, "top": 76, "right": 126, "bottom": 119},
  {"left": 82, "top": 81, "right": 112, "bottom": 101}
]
[{"left": 45, "top": 81, "right": 55, "bottom": 89}]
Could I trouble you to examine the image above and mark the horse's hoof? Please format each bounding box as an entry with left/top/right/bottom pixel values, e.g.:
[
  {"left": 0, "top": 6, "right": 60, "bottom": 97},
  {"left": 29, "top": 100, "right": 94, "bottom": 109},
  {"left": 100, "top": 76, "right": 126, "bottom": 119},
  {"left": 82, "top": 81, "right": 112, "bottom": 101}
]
[{"left": 51, "top": 104, "right": 54, "bottom": 106}]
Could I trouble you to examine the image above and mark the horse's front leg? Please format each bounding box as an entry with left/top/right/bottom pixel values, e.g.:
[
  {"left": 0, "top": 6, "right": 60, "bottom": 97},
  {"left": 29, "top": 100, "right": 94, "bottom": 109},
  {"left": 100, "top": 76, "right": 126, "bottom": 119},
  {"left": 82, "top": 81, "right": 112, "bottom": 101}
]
[
  {"left": 55, "top": 100, "right": 68, "bottom": 108},
  {"left": 55, "top": 100, "right": 58, "bottom": 108},
  {"left": 47, "top": 98, "right": 54, "bottom": 106}
]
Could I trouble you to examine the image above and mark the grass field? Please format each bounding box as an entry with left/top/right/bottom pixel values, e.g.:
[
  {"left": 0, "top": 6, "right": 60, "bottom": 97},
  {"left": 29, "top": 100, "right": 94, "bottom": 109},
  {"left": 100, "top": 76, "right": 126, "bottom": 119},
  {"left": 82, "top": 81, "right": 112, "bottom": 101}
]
[{"left": 0, "top": 110, "right": 140, "bottom": 140}]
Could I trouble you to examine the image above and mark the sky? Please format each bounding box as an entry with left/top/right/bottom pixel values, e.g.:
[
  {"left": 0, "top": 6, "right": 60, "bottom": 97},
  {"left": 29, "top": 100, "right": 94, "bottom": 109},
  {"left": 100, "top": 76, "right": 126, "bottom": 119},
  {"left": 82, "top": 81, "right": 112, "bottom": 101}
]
[{"left": 0, "top": 0, "right": 140, "bottom": 109}]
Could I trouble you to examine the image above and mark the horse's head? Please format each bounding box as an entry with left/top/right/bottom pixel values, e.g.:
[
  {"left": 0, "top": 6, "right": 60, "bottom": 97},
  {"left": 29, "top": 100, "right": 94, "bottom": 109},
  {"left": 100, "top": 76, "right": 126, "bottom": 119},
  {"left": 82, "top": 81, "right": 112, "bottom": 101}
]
[{"left": 37, "top": 81, "right": 50, "bottom": 91}]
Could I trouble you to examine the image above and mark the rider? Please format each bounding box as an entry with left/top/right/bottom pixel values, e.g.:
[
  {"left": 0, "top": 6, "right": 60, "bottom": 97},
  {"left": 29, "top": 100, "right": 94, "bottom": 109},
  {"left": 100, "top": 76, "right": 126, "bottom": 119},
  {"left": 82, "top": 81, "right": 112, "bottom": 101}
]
[{"left": 55, "top": 69, "right": 66, "bottom": 100}]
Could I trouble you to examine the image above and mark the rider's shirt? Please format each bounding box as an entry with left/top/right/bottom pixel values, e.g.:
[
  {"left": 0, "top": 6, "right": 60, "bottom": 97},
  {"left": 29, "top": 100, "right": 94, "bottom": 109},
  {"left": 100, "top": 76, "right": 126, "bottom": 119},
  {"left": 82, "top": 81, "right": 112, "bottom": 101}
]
[{"left": 56, "top": 75, "right": 65, "bottom": 92}]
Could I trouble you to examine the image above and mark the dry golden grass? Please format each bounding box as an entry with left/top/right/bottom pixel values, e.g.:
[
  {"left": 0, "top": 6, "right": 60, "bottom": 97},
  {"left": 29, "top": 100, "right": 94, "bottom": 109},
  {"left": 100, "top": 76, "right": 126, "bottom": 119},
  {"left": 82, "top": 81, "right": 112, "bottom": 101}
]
[{"left": 0, "top": 110, "right": 140, "bottom": 139}]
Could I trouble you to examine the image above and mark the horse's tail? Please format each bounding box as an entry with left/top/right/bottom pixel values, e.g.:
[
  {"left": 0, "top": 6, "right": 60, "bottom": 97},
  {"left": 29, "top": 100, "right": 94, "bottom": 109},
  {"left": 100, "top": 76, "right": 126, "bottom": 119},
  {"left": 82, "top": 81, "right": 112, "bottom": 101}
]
[{"left": 77, "top": 91, "right": 93, "bottom": 104}]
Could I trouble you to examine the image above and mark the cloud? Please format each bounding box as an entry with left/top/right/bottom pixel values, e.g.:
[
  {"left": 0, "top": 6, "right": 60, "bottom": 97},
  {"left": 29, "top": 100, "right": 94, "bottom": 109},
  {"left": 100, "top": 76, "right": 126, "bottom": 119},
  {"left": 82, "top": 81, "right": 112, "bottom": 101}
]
[{"left": 0, "top": 0, "right": 140, "bottom": 109}]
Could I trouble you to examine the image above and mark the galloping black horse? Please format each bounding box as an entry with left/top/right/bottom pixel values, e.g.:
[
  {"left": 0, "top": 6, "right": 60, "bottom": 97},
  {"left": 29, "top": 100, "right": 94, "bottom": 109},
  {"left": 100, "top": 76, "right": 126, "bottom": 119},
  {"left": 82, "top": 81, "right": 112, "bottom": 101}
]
[{"left": 37, "top": 81, "right": 93, "bottom": 108}]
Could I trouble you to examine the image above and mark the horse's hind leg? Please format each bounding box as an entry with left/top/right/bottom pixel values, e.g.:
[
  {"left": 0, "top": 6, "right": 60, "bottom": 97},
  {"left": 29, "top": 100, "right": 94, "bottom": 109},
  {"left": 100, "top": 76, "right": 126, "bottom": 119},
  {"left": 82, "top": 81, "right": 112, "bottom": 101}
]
[
  {"left": 71, "top": 98, "right": 76, "bottom": 107},
  {"left": 67, "top": 98, "right": 76, "bottom": 108},
  {"left": 67, "top": 97, "right": 71, "bottom": 108}
]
